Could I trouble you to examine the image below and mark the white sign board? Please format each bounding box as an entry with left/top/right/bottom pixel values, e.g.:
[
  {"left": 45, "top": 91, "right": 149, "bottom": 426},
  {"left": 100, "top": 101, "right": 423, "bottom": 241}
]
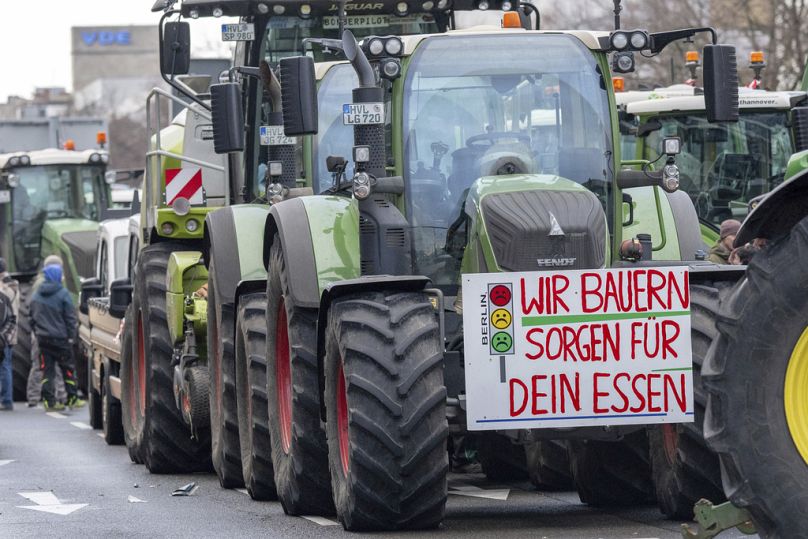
[
  {"left": 221, "top": 23, "right": 255, "bottom": 42},
  {"left": 260, "top": 125, "right": 297, "bottom": 146},
  {"left": 462, "top": 268, "right": 693, "bottom": 430}
]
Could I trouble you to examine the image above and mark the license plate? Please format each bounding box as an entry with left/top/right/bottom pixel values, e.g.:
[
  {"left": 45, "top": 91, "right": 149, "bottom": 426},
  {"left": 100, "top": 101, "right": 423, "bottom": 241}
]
[
  {"left": 323, "top": 15, "right": 389, "bottom": 29},
  {"left": 0, "top": 190, "right": 9, "bottom": 204},
  {"left": 342, "top": 103, "right": 384, "bottom": 125},
  {"left": 221, "top": 23, "right": 255, "bottom": 41},
  {"left": 260, "top": 125, "right": 297, "bottom": 146}
]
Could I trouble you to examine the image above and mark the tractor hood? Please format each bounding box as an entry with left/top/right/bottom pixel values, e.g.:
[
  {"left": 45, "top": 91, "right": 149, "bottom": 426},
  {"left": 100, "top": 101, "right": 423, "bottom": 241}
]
[
  {"left": 466, "top": 174, "right": 608, "bottom": 272},
  {"left": 41, "top": 218, "right": 99, "bottom": 294}
]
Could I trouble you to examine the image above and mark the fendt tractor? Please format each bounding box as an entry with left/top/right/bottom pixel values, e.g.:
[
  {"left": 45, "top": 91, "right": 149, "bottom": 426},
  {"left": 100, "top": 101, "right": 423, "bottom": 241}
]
[
  {"left": 118, "top": 0, "right": 510, "bottom": 486},
  {"left": 0, "top": 127, "right": 113, "bottom": 401},
  {"left": 194, "top": 2, "right": 747, "bottom": 532}
]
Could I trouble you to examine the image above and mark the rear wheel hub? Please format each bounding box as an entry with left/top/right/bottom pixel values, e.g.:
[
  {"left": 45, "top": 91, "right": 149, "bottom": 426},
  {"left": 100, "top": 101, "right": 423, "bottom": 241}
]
[{"left": 785, "top": 327, "right": 808, "bottom": 466}]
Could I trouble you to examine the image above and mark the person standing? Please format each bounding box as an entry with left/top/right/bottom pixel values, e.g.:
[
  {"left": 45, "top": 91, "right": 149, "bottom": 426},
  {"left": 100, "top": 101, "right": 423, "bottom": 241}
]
[
  {"left": 0, "top": 257, "right": 19, "bottom": 411},
  {"left": 29, "top": 263, "right": 84, "bottom": 411},
  {"left": 26, "top": 254, "right": 67, "bottom": 406}
]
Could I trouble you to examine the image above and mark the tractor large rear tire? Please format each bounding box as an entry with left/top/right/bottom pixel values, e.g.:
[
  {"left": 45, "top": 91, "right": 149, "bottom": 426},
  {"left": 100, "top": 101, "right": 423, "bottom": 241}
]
[
  {"left": 648, "top": 283, "right": 726, "bottom": 519},
  {"left": 568, "top": 431, "right": 655, "bottom": 506},
  {"left": 136, "top": 243, "right": 211, "bottom": 473},
  {"left": 11, "top": 282, "right": 32, "bottom": 402},
  {"left": 477, "top": 432, "right": 528, "bottom": 481},
  {"left": 265, "top": 236, "right": 333, "bottom": 515},
  {"left": 208, "top": 261, "right": 244, "bottom": 488},
  {"left": 120, "top": 305, "right": 145, "bottom": 463},
  {"left": 235, "top": 293, "right": 277, "bottom": 500},
  {"left": 704, "top": 217, "right": 808, "bottom": 538},
  {"left": 325, "top": 291, "right": 447, "bottom": 531},
  {"left": 525, "top": 440, "right": 572, "bottom": 490}
]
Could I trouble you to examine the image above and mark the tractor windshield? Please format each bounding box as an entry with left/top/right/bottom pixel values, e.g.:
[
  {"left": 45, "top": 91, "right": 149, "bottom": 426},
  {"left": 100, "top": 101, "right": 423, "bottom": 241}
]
[
  {"left": 645, "top": 111, "right": 793, "bottom": 224},
  {"left": 263, "top": 15, "right": 440, "bottom": 63},
  {"left": 10, "top": 164, "right": 107, "bottom": 273},
  {"left": 403, "top": 33, "right": 613, "bottom": 284}
]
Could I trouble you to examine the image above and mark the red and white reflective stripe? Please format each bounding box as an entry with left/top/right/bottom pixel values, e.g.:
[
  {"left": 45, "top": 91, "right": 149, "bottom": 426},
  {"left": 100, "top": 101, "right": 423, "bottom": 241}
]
[{"left": 165, "top": 167, "right": 203, "bottom": 206}]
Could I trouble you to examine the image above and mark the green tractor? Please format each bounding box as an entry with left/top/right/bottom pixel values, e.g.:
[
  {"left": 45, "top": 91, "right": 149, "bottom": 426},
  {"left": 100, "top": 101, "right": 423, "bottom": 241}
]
[
  {"left": 206, "top": 17, "right": 741, "bottom": 529},
  {"left": 121, "top": 0, "right": 502, "bottom": 482},
  {"left": 0, "top": 146, "right": 112, "bottom": 400}
]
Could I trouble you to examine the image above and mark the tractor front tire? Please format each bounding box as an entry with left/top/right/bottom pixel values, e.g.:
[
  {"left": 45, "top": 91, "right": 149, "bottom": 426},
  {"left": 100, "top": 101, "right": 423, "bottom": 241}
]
[
  {"left": 704, "top": 217, "right": 808, "bottom": 538},
  {"left": 265, "top": 235, "right": 333, "bottom": 515},
  {"left": 525, "top": 440, "right": 572, "bottom": 490},
  {"left": 325, "top": 291, "right": 447, "bottom": 531},
  {"left": 235, "top": 293, "right": 277, "bottom": 500},
  {"left": 648, "top": 283, "right": 726, "bottom": 519},
  {"left": 11, "top": 282, "right": 32, "bottom": 402},
  {"left": 568, "top": 431, "right": 655, "bottom": 506},
  {"left": 208, "top": 261, "right": 244, "bottom": 488},
  {"left": 135, "top": 243, "right": 211, "bottom": 473}
]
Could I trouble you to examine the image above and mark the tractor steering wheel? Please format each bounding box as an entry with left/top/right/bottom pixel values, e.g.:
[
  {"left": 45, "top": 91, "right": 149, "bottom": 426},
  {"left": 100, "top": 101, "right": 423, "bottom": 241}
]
[{"left": 466, "top": 132, "right": 531, "bottom": 150}]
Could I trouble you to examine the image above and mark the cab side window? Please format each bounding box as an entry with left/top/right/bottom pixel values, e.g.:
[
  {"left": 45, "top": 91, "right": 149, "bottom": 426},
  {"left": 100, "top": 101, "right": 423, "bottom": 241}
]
[{"left": 99, "top": 241, "right": 109, "bottom": 294}]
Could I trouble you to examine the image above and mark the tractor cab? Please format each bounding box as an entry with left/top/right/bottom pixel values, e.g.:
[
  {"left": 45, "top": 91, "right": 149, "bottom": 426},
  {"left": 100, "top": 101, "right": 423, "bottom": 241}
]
[{"left": 0, "top": 148, "right": 110, "bottom": 286}]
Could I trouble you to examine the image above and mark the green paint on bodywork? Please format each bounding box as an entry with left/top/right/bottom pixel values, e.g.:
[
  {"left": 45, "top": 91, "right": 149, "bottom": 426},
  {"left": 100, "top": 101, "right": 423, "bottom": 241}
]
[
  {"left": 462, "top": 175, "right": 612, "bottom": 273},
  {"left": 41, "top": 218, "right": 101, "bottom": 299},
  {"left": 156, "top": 207, "right": 212, "bottom": 240},
  {"left": 785, "top": 149, "right": 808, "bottom": 180},
  {"left": 230, "top": 204, "right": 272, "bottom": 282},
  {"left": 166, "top": 251, "right": 208, "bottom": 344},
  {"left": 300, "top": 195, "right": 361, "bottom": 294},
  {"left": 621, "top": 187, "right": 682, "bottom": 260},
  {"left": 700, "top": 222, "right": 719, "bottom": 246}
]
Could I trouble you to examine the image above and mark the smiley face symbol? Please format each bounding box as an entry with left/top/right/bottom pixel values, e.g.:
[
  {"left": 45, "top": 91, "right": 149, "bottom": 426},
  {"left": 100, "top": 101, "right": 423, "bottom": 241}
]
[
  {"left": 490, "top": 284, "right": 511, "bottom": 307},
  {"left": 491, "top": 332, "right": 513, "bottom": 353},
  {"left": 491, "top": 308, "right": 512, "bottom": 329}
]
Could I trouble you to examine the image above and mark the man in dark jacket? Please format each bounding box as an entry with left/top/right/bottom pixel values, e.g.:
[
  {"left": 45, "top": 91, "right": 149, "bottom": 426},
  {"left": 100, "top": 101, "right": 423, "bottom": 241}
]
[{"left": 30, "top": 264, "right": 84, "bottom": 411}]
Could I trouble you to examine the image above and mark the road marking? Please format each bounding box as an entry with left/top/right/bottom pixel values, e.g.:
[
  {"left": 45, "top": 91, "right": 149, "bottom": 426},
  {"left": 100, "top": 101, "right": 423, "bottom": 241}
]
[
  {"left": 70, "top": 421, "right": 92, "bottom": 430},
  {"left": 301, "top": 516, "right": 340, "bottom": 526},
  {"left": 128, "top": 495, "right": 147, "bottom": 503},
  {"left": 45, "top": 412, "right": 67, "bottom": 419},
  {"left": 236, "top": 488, "right": 249, "bottom": 495},
  {"left": 96, "top": 433, "right": 105, "bottom": 438},
  {"left": 0, "top": 459, "right": 14, "bottom": 466},
  {"left": 17, "top": 491, "right": 88, "bottom": 515},
  {"left": 449, "top": 485, "right": 510, "bottom": 501}
]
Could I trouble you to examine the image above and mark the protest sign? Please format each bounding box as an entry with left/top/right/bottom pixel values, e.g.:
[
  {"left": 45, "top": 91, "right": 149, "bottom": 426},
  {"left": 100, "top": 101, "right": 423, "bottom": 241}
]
[{"left": 462, "top": 268, "right": 693, "bottom": 430}]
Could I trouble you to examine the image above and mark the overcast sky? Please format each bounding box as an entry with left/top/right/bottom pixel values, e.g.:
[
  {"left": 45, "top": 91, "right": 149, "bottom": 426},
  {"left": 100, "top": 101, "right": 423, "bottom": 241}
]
[{"left": 0, "top": 1, "right": 235, "bottom": 101}]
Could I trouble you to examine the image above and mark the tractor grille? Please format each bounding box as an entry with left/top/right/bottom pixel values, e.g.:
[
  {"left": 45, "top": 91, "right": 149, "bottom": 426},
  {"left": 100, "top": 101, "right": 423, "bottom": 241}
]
[
  {"left": 61, "top": 230, "right": 97, "bottom": 280},
  {"left": 481, "top": 190, "right": 606, "bottom": 271}
]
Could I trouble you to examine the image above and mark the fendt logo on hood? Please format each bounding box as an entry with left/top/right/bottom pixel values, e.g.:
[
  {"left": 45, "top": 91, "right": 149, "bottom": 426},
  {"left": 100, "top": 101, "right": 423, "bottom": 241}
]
[
  {"left": 536, "top": 257, "right": 576, "bottom": 267},
  {"left": 329, "top": 3, "right": 385, "bottom": 10}
]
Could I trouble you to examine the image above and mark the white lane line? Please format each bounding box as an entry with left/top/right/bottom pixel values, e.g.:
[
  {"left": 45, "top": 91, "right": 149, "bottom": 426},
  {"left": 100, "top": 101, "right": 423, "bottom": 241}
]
[
  {"left": 70, "top": 421, "right": 92, "bottom": 430},
  {"left": 0, "top": 459, "right": 14, "bottom": 466},
  {"left": 17, "top": 491, "right": 88, "bottom": 515},
  {"left": 235, "top": 488, "right": 249, "bottom": 495},
  {"left": 96, "top": 433, "right": 105, "bottom": 438},
  {"left": 45, "top": 412, "right": 67, "bottom": 419},
  {"left": 449, "top": 488, "right": 510, "bottom": 501},
  {"left": 128, "top": 495, "right": 147, "bottom": 503},
  {"left": 301, "top": 516, "right": 340, "bottom": 526}
]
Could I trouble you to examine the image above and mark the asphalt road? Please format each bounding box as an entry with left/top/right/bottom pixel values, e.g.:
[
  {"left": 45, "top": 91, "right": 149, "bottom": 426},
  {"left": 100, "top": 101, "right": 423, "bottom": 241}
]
[{"left": 0, "top": 405, "right": 753, "bottom": 538}]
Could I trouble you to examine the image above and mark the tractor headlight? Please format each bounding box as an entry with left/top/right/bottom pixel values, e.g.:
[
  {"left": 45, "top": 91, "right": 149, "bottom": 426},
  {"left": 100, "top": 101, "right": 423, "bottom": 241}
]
[
  {"left": 395, "top": 1, "right": 408, "bottom": 15},
  {"left": 19, "top": 155, "right": 30, "bottom": 166},
  {"left": 161, "top": 222, "right": 175, "bottom": 236},
  {"left": 172, "top": 196, "right": 191, "bottom": 216},
  {"left": 89, "top": 153, "right": 102, "bottom": 163},
  {"left": 477, "top": 0, "right": 489, "bottom": 9},
  {"left": 662, "top": 164, "right": 680, "bottom": 193},
  {"left": 380, "top": 58, "right": 402, "bottom": 80},
  {"left": 353, "top": 172, "right": 371, "bottom": 200},
  {"left": 629, "top": 31, "right": 649, "bottom": 50},
  {"left": 299, "top": 3, "right": 312, "bottom": 17},
  {"left": 7, "top": 174, "right": 20, "bottom": 188},
  {"left": 610, "top": 31, "right": 629, "bottom": 51},
  {"left": 384, "top": 37, "right": 403, "bottom": 56},
  {"left": 212, "top": 6, "right": 224, "bottom": 17},
  {"left": 273, "top": 5, "right": 285, "bottom": 14},
  {"left": 612, "top": 51, "right": 635, "bottom": 74},
  {"left": 101, "top": 154, "right": 109, "bottom": 164},
  {"left": 368, "top": 38, "right": 384, "bottom": 56},
  {"left": 422, "top": 0, "right": 434, "bottom": 9},
  {"left": 353, "top": 145, "right": 370, "bottom": 164},
  {"left": 436, "top": 0, "right": 449, "bottom": 8},
  {"left": 501, "top": 0, "right": 512, "bottom": 10},
  {"left": 255, "top": 2, "right": 269, "bottom": 13},
  {"left": 8, "top": 156, "right": 19, "bottom": 167},
  {"left": 663, "top": 136, "right": 682, "bottom": 156},
  {"left": 185, "top": 219, "right": 200, "bottom": 233}
]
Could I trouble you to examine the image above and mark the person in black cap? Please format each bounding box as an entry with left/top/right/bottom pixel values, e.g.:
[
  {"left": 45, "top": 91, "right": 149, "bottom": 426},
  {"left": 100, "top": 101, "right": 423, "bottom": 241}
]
[{"left": 0, "top": 257, "right": 19, "bottom": 411}]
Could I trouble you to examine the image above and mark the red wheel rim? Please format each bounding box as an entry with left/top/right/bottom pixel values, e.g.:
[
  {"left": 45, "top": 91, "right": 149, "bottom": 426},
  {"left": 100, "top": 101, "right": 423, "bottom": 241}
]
[
  {"left": 662, "top": 424, "right": 678, "bottom": 464},
  {"left": 136, "top": 313, "right": 146, "bottom": 416},
  {"left": 276, "top": 299, "right": 293, "bottom": 454},
  {"left": 337, "top": 360, "right": 350, "bottom": 476}
]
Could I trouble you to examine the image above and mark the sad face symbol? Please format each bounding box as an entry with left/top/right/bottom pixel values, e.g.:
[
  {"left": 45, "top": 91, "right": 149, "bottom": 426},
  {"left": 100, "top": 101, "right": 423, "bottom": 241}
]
[
  {"left": 491, "top": 308, "right": 512, "bottom": 329},
  {"left": 490, "top": 285, "right": 511, "bottom": 307},
  {"left": 491, "top": 332, "right": 513, "bottom": 353}
]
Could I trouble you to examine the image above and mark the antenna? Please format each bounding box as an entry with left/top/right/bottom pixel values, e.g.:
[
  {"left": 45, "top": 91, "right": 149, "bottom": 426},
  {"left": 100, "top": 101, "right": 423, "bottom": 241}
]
[{"left": 613, "top": 0, "right": 622, "bottom": 30}]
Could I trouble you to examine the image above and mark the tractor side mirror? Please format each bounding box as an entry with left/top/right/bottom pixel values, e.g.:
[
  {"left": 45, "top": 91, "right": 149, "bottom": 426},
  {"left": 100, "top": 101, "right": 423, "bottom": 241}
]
[
  {"left": 703, "top": 44, "right": 739, "bottom": 123},
  {"left": 792, "top": 107, "right": 808, "bottom": 152},
  {"left": 79, "top": 278, "right": 103, "bottom": 316},
  {"left": 209, "top": 82, "right": 245, "bottom": 154},
  {"left": 109, "top": 278, "right": 133, "bottom": 319},
  {"left": 160, "top": 21, "right": 191, "bottom": 76},
  {"left": 280, "top": 56, "right": 318, "bottom": 136}
]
